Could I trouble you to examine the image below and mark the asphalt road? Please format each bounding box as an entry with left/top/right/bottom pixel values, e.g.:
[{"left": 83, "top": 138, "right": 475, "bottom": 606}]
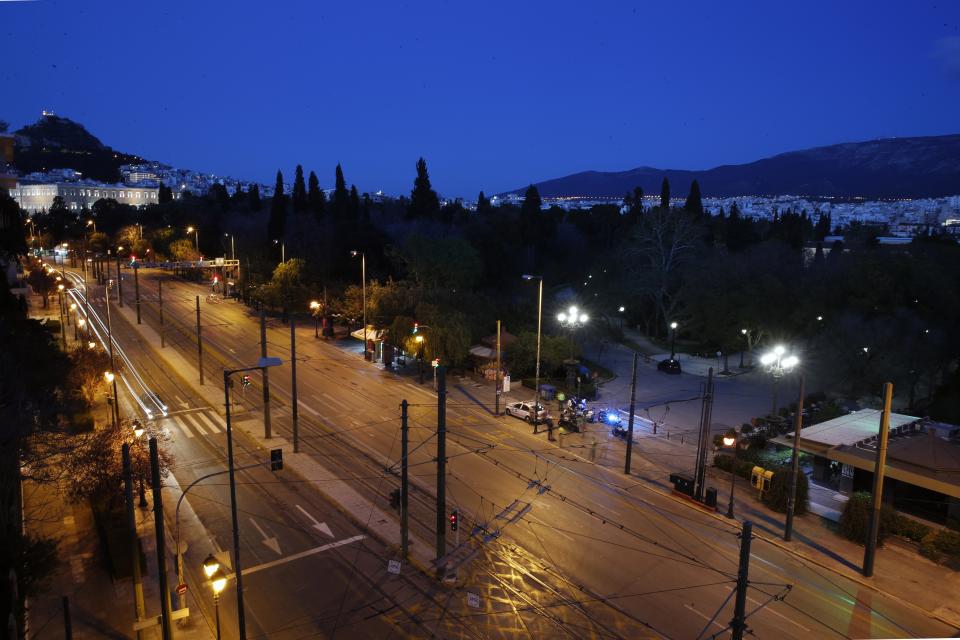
[{"left": 80, "top": 265, "right": 958, "bottom": 639}]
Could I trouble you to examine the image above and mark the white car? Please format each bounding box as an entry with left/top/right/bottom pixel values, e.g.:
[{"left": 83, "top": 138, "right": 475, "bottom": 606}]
[{"left": 504, "top": 401, "right": 550, "bottom": 423}]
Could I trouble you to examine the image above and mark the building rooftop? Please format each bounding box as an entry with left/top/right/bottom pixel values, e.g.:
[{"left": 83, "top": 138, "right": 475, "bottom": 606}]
[{"left": 790, "top": 409, "right": 920, "bottom": 451}]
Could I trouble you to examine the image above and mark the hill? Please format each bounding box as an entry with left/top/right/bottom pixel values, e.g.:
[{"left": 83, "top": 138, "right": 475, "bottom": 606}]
[
  {"left": 11, "top": 114, "right": 145, "bottom": 183},
  {"left": 504, "top": 135, "right": 960, "bottom": 199}
]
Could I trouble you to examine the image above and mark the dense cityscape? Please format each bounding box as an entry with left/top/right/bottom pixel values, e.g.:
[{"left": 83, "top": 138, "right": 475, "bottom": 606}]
[{"left": 2, "top": 3, "right": 960, "bottom": 640}]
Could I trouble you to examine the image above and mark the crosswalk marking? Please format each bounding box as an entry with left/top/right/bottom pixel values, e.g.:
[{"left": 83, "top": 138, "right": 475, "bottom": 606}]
[
  {"left": 181, "top": 413, "right": 208, "bottom": 435},
  {"left": 172, "top": 416, "right": 195, "bottom": 438},
  {"left": 194, "top": 411, "right": 222, "bottom": 433}
]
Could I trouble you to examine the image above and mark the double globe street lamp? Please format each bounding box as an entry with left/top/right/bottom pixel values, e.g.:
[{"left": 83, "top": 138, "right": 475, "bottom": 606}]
[
  {"left": 202, "top": 554, "right": 227, "bottom": 640},
  {"left": 759, "top": 345, "right": 799, "bottom": 418},
  {"left": 557, "top": 305, "right": 589, "bottom": 396}
]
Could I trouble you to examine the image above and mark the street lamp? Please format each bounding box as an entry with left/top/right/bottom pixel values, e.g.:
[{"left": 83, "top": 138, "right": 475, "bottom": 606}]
[
  {"left": 309, "top": 300, "right": 321, "bottom": 338},
  {"left": 187, "top": 226, "right": 199, "bottom": 254},
  {"left": 350, "top": 251, "right": 368, "bottom": 360},
  {"left": 222, "top": 357, "right": 282, "bottom": 638},
  {"left": 522, "top": 274, "right": 544, "bottom": 434},
  {"left": 202, "top": 554, "right": 225, "bottom": 640},
  {"left": 224, "top": 233, "right": 235, "bottom": 260},
  {"left": 723, "top": 428, "right": 740, "bottom": 519},
  {"left": 87, "top": 219, "right": 96, "bottom": 233},
  {"left": 274, "top": 239, "right": 285, "bottom": 264},
  {"left": 557, "top": 305, "right": 589, "bottom": 398},
  {"left": 759, "top": 345, "right": 798, "bottom": 418},
  {"left": 669, "top": 321, "right": 679, "bottom": 360},
  {"left": 415, "top": 334, "right": 425, "bottom": 384},
  {"left": 739, "top": 328, "right": 748, "bottom": 368}
]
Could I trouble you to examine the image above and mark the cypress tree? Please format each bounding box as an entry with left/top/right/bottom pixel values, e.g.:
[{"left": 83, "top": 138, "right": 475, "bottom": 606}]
[
  {"left": 307, "top": 170, "right": 326, "bottom": 217},
  {"left": 349, "top": 185, "right": 361, "bottom": 220},
  {"left": 292, "top": 164, "right": 307, "bottom": 212},
  {"left": 333, "top": 164, "right": 350, "bottom": 219},
  {"left": 248, "top": 184, "right": 262, "bottom": 210},
  {"left": 520, "top": 184, "right": 543, "bottom": 244},
  {"left": 659, "top": 177, "right": 670, "bottom": 211},
  {"left": 158, "top": 184, "right": 173, "bottom": 204},
  {"left": 232, "top": 181, "right": 244, "bottom": 201},
  {"left": 407, "top": 157, "right": 440, "bottom": 219},
  {"left": 684, "top": 179, "right": 703, "bottom": 216},
  {"left": 476, "top": 190, "right": 491, "bottom": 214},
  {"left": 268, "top": 170, "right": 287, "bottom": 241}
]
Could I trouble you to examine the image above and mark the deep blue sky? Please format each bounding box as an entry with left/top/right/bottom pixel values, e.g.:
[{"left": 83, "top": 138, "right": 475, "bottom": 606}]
[{"left": 2, "top": 1, "right": 959, "bottom": 198}]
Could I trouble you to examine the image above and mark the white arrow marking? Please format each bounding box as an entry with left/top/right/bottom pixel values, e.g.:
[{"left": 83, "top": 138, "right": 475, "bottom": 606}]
[
  {"left": 295, "top": 505, "right": 334, "bottom": 538},
  {"left": 249, "top": 518, "right": 281, "bottom": 554}
]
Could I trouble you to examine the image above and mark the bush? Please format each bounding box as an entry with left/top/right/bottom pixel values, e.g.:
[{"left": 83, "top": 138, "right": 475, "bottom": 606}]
[
  {"left": 891, "top": 516, "right": 932, "bottom": 543},
  {"left": 714, "top": 453, "right": 754, "bottom": 479},
  {"left": 761, "top": 466, "right": 809, "bottom": 515},
  {"left": 839, "top": 492, "right": 897, "bottom": 546}
]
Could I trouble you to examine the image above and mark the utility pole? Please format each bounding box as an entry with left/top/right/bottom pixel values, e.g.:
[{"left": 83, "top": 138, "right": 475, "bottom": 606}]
[
  {"left": 495, "top": 320, "right": 501, "bottom": 416},
  {"left": 624, "top": 352, "right": 639, "bottom": 474},
  {"left": 261, "top": 310, "right": 272, "bottom": 439},
  {"left": 134, "top": 264, "right": 141, "bottom": 324},
  {"left": 291, "top": 319, "right": 299, "bottom": 453},
  {"left": 116, "top": 254, "right": 123, "bottom": 307},
  {"left": 694, "top": 368, "right": 714, "bottom": 501},
  {"left": 223, "top": 370, "right": 247, "bottom": 638},
  {"left": 62, "top": 596, "right": 72, "bottom": 640},
  {"left": 784, "top": 376, "right": 806, "bottom": 541},
  {"left": 863, "top": 382, "right": 893, "bottom": 577},
  {"left": 122, "top": 444, "right": 146, "bottom": 639},
  {"left": 196, "top": 296, "right": 204, "bottom": 385},
  {"left": 158, "top": 280, "right": 165, "bottom": 348},
  {"left": 149, "top": 438, "right": 173, "bottom": 640},
  {"left": 400, "top": 399, "right": 409, "bottom": 561},
  {"left": 436, "top": 366, "right": 447, "bottom": 570},
  {"left": 730, "top": 521, "right": 753, "bottom": 640}
]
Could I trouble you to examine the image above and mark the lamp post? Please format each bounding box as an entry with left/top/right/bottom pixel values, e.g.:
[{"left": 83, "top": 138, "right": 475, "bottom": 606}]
[
  {"left": 522, "top": 274, "right": 544, "bottom": 432},
  {"left": 350, "top": 251, "right": 368, "bottom": 360},
  {"left": 557, "top": 305, "right": 588, "bottom": 395},
  {"left": 187, "top": 226, "right": 199, "bottom": 254},
  {"left": 202, "top": 555, "right": 226, "bottom": 640},
  {"left": 759, "top": 346, "right": 799, "bottom": 418},
  {"left": 105, "top": 279, "right": 120, "bottom": 429},
  {"left": 274, "top": 239, "right": 285, "bottom": 265},
  {"left": 724, "top": 427, "right": 740, "bottom": 519},
  {"left": 669, "top": 321, "right": 679, "bottom": 360},
  {"left": 415, "top": 334, "right": 425, "bottom": 384},
  {"left": 739, "top": 328, "right": 748, "bottom": 368},
  {"left": 309, "top": 300, "right": 320, "bottom": 338},
  {"left": 222, "top": 356, "right": 282, "bottom": 639},
  {"left": 224, "top": 233, "right": 235, "bottom": 260}
]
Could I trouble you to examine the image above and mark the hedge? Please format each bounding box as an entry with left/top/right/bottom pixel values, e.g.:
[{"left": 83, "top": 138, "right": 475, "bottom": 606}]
[
  {"left": 839, "top": 492, "right": 898, "bottom": 547},
  {"left": 761, "top": 467, "right": 809, "bottom": 515}
]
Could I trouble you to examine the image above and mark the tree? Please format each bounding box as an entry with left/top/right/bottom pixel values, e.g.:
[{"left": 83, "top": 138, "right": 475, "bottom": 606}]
[
  {"left": 292, "top": 164, "right": 307, "bottom": 212},
  {"left": 624, "top": 186, "right": 644, "bottom": 217},
  {"left": 398, "top": 234, "right": 483, "bottom": 290},
  {"left": 168, "top": 238, "right": 199, "bottom": 261},
  {"left": 407, "top": 157, "right": 440, "bottom": 220},
  {"left": 248, "top": 184, "right": 262, "bottom": 210},
  {"left": 158, "top": 184, "right": 173, "bottom": 204},
  {"left": 333, "top": 163, "right": 350, "bottom": 220},
  {"left": 761, "top": 466, "right": 809, "bottom": 514},
  {"left": 520, "top": 184, "right": 543, "bottom": 245},
  {"left": 268, "top": 170, "right": 287, "bottom": 242},
  {"left": 307, "top": 170, "right": 326, "bottom": 218},
  {"left": 26, "top": 268, "right": 56, "bottom": 308},
  {"left": 476, "top": 191, "right": 491, "bottom": 214},
  {"left": 840, "top": 491, "right": 896, "bottom": 546},
  {"left": 349, "top": 185, "right": 361, "bottom": 220},
  {"left": 232, "top": 182, "right": 244, "bottom": 202},
  {"left": 659, "top": 177, "right": 670, "bottom": 211},
  {"left": 684, "top": 179, "right": 703, "bottom": 216}
]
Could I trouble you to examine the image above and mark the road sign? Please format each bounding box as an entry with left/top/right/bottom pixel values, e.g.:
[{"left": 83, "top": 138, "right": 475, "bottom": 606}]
[
  {"left": 466, "top": 592, "right": 480, "bottom": 608},
  {"left": 387, "top": 559, "right": 401, "bottom": 575},
  {"left": 176, "top": 583, "right": 188, "bottom": 596}
]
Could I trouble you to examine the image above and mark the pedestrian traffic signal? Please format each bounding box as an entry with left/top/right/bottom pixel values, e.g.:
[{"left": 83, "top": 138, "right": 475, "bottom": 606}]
[
  {"left": 449, "top": 509, "right": 459, "bottom": 531},
  {"left": 270, "top": 448, "right": 283, "bottom": 471}
]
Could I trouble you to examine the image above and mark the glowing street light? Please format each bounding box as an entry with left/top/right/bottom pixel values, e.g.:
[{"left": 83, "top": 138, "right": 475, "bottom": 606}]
[
  {"left": 309, "top": 300, "right": 321, "bottom": 338},
  {"left": 723, "top": 428, "right": 740, "bottom": 519},
  {"left": 104, "top": 371, "right": 115, "bottom": 383},
  {"left": 669, "top": 321, "right": 679, "bottom": 360},
  {"left": 760, "top": 345, "right": 798, "bottom": 417}
]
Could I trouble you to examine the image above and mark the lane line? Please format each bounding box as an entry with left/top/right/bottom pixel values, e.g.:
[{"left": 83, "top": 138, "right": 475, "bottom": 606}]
[
  {"left": 683, "top": 603, "right": 725, "bottom": 630},
  {"left": 299, "top": 400, "right": 320, "bottom": 416},
  {"left": 234, "top": 535, "right": 366, "bottom": 578},
  {"left": 747, "top": 596, "right": 810, "bottom": 632},
  {"left": 322, "top": 392, "right": 353, "bottom": 412}
]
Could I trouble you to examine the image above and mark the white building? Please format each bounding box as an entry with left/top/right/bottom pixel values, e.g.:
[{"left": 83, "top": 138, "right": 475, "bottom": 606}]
[{"left": 10, "top": 181, "right": 176, "bottom": 212}]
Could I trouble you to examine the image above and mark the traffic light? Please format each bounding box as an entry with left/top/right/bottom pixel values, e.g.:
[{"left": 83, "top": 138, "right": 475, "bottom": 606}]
[
  {"left": 270, "top": 448, "right": 283, "bottom": 471},
  {"left": 241, "top": 374, "right": 251, "bottom": 387},
  {"left": 449, "top": 509, "right": 459, "bottom": 531},
  {"left": 412, "top": 322, "right": 419, "bottom": 334}
]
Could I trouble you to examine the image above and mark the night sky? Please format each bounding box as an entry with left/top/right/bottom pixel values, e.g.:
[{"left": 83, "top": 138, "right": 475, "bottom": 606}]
[{"left": 2, "top": 1, "right": 959, "bottom": 197}]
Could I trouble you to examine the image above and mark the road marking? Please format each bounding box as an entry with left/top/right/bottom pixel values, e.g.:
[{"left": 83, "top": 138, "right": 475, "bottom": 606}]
[
  {"left": 180, "top": 413, "right": 207, "bottom": 435},
  {"left": 747, "top": 596, "right": 809, "bottom": 632},
  {"left": 295, "top": 504, "right": 335, "bottom": 538},
  {"left": 299, "top": 400, "right": 320, "bottom": 416},
  {"left": 234, "top": 535, "right": 366, "bottom": 578},
  {"left": 322, "top": 392, "right": 353, "bottom": 412},
  {"left": 249, "top": 518, "right": 282, "bottom": 555},
  {"left": 194, "top": 411, "right": 222, "bottom": 433},
  {"left": 172, "top": 416, "right": 196, "bottom": 438},
  {"left": 683, "top": 603, "right": 724, "bottom": 630}
]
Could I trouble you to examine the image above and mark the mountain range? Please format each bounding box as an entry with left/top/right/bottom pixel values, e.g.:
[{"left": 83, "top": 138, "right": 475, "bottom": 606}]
[{"left": 503, "top": 134, "right": 960, "bottom": 200}]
